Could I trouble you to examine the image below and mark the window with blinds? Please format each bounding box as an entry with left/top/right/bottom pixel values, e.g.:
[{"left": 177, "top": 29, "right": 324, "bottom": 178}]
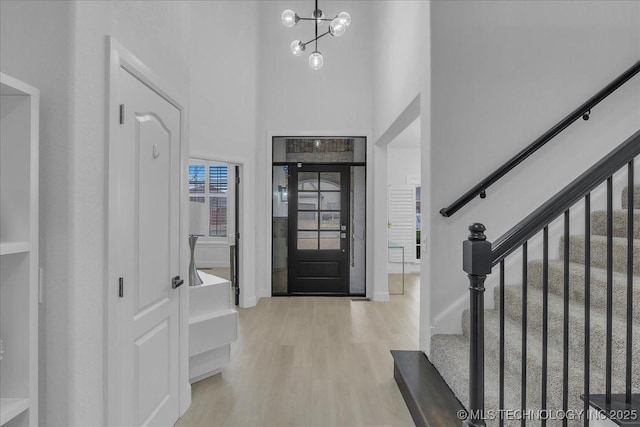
[
  {"left": 388, "top": 185, "right": 417, "bottom": 262},
  {"left": 188, "top": 162, "right": 228, "bottom": 238}
]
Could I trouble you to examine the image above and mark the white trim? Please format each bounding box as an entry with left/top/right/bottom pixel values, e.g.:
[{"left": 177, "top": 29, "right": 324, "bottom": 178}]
[
  {"left": 0, "top": 72, "right": 40, "bottom": 427},
  {"left": 263, "top": 130, "right": 373, "bottom": 299},
  {"left": 106, "top": 36, "right": 191, "bottom": 424},
  {"left": 373, "top": 291, "right": 390, "bottom": 302},
  {"left": 187, "top": 158, "right": 231, "bottom": 240},
  {"left": 0, "top": 72, "right": 40, "bottom": 96},
  {"left": 376, "top": 94, "right": 421, "bottom": 147},
  {"left": 188, "top": 153, "right": 254, "bottom": 308},
  {"left": 190, "top": 151, "right": 251, "bottom": 167}
]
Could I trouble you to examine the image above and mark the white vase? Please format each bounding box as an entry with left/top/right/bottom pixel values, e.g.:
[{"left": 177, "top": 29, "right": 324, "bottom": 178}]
[{"left": 189, "top": 235, "right": 204, "bottom": 286}]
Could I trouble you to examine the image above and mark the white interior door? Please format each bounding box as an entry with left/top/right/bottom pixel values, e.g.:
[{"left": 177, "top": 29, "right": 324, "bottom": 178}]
[{"left": 115, "top": 67, "right": 181, "bottom": 427}]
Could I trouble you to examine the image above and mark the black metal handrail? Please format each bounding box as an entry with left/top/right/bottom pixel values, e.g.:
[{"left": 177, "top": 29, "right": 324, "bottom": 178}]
[
  {"left": 462, "top": 129, "right": 640, "bottom": 427},
  {"left": 440, "top": 60, "right": 640, "bottom": 218}
]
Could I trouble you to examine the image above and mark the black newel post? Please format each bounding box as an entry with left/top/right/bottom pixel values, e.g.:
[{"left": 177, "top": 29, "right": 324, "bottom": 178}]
[{"left": 462, "top": 223, "right": 492, "bottom": 427}]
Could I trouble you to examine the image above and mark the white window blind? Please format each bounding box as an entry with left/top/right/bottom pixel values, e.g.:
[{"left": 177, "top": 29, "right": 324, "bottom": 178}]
[
  {"left": 388, "top": 185, "right": 416, "bottom": 262},
  {"left": 188, "top": 161, "right": 229, "bottom": 239}
]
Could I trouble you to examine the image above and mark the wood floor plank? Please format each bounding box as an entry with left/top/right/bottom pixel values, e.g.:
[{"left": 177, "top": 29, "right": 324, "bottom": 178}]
[{"left": 175, "top": 275, "right": 419, "bottom": 427}]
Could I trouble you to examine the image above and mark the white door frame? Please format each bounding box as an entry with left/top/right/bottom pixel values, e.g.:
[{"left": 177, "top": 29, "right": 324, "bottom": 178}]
[
  {"left": 262, "top": 130, "right": 374, "bottom": 300},
  {"left": 189, "top": 152, "right": 252, "bottom": 307},
  {"left": 106, "top": 36, "right": 191, "bottom": 424}
]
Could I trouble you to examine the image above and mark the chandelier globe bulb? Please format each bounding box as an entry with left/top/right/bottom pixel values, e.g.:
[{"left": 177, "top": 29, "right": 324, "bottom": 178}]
[
  {"left": 309, "top": 51, "right": 324, "bottom": 70},
  {"left": 312, "top": 9, "right": 326, "bottom": 26},
  {"left": 281, "top": 9, "right": 298, "bottom": 28},
  {"left": 329, "top": 18, "right": 346, "bottom": 37},
  {"left": 337, "top": 11, "right": 351, "bottom": 28},
  {"left": 290, "top": 40, "right": 305, "bottom": 56}
]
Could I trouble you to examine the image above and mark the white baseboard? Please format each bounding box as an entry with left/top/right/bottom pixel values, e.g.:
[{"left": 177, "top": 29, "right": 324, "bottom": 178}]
[
  {"left": 241, "top": 295, "right": 257, "bottom": 308},
  {"left": 372, "top": 291, "right": 390, "bottom": 302},
  {"left": 259, "top": 288, "right": 271, "bottom": 299},
  {"left": 431, "top": 293, "right": 467, "bottom": 335}
]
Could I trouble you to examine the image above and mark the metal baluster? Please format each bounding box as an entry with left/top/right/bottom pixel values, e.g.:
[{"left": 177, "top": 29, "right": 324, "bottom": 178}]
[
  {"left": 542, "top": 226, "right": 549, "bottom": 427},
  {"left": 521, "top": 242, "right": 528, "bottom": 427},
  {"left": 584, "top": 194, "right": 591, "bottom": 427},
  {"left": 563, "top": 210, "right": 570, "bottom": 427},
  {"left": 626, "top": 162, "right": 634, "bottom": 404},
  {"left": 606, "top": 177, "right": 613, "bottom": 404},
  {"left": 500, "top": 260, "right": 505, "bottom": 427}
]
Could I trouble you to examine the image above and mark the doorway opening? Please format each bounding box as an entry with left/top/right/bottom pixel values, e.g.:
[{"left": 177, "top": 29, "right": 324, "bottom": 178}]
[
  {"left": 271, "top": 137, "right": 366, "bottom": 296},
  {"left": 387, "top": 116, "right": 421, "bottom": 295},
  {"left": 188, "top": 158, "right": 241, "bottom": 305}
]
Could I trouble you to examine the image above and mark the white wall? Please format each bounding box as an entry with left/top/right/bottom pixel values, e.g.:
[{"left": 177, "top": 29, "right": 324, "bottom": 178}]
[
  {"left": 0, "top": 1, "right": 72, "bottom": 424},
  {"left": 189, "top": 1, "right": 258, "bottom": 305},
  {"left": 387, "top": 147, "right": 420, "bottom": 187},
  {"left": 372, "top": 2, "right": 428, "bottom": 144},
  {"left": 371, "top": 0, "right": 430, "bottom": 348},
  {"left": 3, "top": 1, "right": 192, "bottom": 425},
  {"left": 255, "top": 1, "right": 374, "bottom": 299},
  {"left": 429, "top": 1, "right": 640, "bottom": 334},
  {"left": 69, "top": 3, "right": 191, "bottom": 423},
  {"left": 190, "top": 1, "right": 257, "bottom": 160}
]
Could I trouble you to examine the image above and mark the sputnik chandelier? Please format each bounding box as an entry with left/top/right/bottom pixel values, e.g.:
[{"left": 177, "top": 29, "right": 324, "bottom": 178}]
[{"left": 281, "top": 0, "right": 351, "bottom": 70}]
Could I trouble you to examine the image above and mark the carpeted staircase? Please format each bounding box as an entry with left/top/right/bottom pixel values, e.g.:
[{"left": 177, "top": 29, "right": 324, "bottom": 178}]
[{"left": 431, "top": 185, "right": 640, "bottom": 426}]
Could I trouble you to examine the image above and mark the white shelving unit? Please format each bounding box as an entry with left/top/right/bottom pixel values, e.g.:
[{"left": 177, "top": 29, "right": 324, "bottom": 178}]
[
  {"left": 0, "top": 72, "right": 39, "bottom": 427},
  {"left": 189, "top": 271, "right": 237, "bottom": 383}
]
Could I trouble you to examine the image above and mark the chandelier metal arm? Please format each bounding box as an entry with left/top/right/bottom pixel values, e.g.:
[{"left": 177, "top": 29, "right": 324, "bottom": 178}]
[
  {"left": 297, "top": 17, "right": 334, "bottom": 21},
  {"left": 282, "top": 0, "right": 351, "bottom": 69},
  {"left": 302, "top": 30, "right": 331, "bottom": 48},
  {"left": 315, "top": 0, "right": 318, "bottom": 51}
]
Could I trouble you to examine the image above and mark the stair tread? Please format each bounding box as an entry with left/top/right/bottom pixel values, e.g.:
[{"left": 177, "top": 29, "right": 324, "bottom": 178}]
[
  {"left": 563, "top": 234, "right": 640, "bottom": 276},
  {"left": 391, "top": 350, "right": 464, "bottom": 427},
  {"left": 430, "top": 335, "right": 521, "bottom": 416},
  {"left": 500, "top": 284, "right": 640, "bottom": 379},
  {"left": 527, "top": 259, "right": 640, "bottom": 321},
  {"left": 591, "top": 209, "right": 640, "bottom": 239},
  {"left": 622, "top": 185, "right": 640, "bottom": 209},
  {"left": 464, "top": 308, "right": 633, "bottom": 402}
]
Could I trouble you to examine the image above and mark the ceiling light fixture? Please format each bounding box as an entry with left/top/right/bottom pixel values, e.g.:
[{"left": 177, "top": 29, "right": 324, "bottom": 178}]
[{"left": 281, "top": 0, "right": 351, "bottom": 71}]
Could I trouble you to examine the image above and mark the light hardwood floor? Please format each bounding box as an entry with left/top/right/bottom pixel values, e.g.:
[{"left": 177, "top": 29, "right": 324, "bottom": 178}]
[{"left": 175, "top": 274, "right": 420, "bottom": 427}]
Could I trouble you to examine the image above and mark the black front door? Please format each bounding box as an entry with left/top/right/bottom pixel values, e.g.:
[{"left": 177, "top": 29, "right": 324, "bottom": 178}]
[{"left": 289, "top": 164, "right": 350, "bottom": 294}]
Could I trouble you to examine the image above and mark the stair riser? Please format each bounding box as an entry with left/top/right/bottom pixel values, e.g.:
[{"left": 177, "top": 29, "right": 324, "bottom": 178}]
[
  {"left": 561, "top": 235, "right": 640, "bottom": 276},
  {"left": 622, "top": 185, "right": 640, "bottom": 209},
  {"left": 591, "top": 210, "right": 640, "bottom": 239},
  {"left": 527, "top": 260, "right": 640, "bottom": 322},
  {"left": 499, "top": 286, "right": 640, "bottom": 375}
]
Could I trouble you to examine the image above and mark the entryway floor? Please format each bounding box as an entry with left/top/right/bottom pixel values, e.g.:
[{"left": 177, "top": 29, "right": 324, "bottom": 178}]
[{"left": 175, "top": 275, "right": 419, "bottom": 426}]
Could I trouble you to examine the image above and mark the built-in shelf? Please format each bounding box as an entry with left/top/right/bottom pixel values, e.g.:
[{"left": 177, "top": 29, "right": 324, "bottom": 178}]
[
  {"left": 1, "top": 72, "right": 39, "bottom": 426},
  {"left": 0, "top": 398, "right": 30, "bottom": 426},
  {"left": 188, "top": 271, "right": 237, "bottom": 383},
  {"left": 0, "top": 241, "right": 30, "bottom": 256}
]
